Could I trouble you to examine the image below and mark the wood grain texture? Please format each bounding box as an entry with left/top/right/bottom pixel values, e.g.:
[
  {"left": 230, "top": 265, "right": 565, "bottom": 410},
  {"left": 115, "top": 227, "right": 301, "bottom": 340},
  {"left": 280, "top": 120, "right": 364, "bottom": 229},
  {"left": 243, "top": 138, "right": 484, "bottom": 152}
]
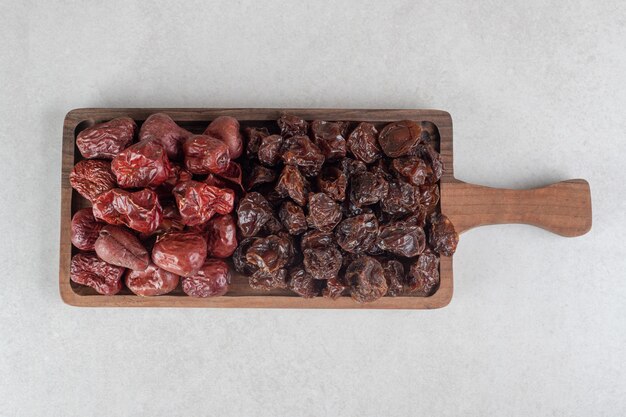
[
  {"left": 441, "top": 180, "right": 592, "bottom": 236},
  {"left": 59, "top": 108, "right": 591, "bottom": 309}
]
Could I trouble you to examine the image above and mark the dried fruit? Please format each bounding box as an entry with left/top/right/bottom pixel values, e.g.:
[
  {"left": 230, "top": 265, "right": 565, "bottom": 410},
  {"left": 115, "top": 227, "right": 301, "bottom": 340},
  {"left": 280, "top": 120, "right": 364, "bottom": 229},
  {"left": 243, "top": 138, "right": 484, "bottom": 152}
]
[
  {"left": 345, "top": 256, "right": 387, "bottom": 303},
  {"left": 249, "top": 268, "right": 288, "bottom": 291},
  {"left": 245, "top": 164, "right": 276, "bottom": 190},
  {"left": 376, "top": 221, "right": 426, "bottom": 257},
  {"left": 215, "top": 161, "right": 244, "bottom": 191},
  {"left": 377, "top": 120, "right": 422, "bottom": 157},
  {"left": 70, "top": 252, "right": 124, "bottom": 295},
  {"left": 111, "top": 139, "right": 173, "bottom": 188},
  {"left": 428, "top": 213, "right": 459, "bottom": 256},
  {"left": 382, "top": 259, "right": 404, "bottom": 296},
  {"left": 139, "top": 113, "right": 193, "bottom": 160},
  {"left": 173, "top": 180, "right": 234, "bottom": 226},
  {"left": 205, "top": 214, "right": 237, "bottom": 258},
  {"left": 288, "top": 268, "right": 320, "bottom": 298},
  {"left": 275, "top": 165, "right": 308, "bottom": 206},
  {"left": 244, "top": 127, "right": 269, "bottom": 158},
  {"left": 407, "top": 250, "right": 439, "bottom": 295},
  {"left": 182, "top": 258, "right": 231, "bottom": 297},
  {"left": 258, "top": 134, "right": 284, "bottom": 166},
  {"left": 76, "top": 117, "right": 136, "bottom": 159},
  {"left": 233, "top": 237, "right": 260, "bottom": 275},
  {"left": 237, "top": 192, "right": 274, "bottom": 237},
  {"left": 281, "top": 135, "right": 325, "bottom": 177},
  {"left": 71, "top": 208, "right": 105, "bottom": 251},
  {"left": 380, "top": 181, "right": 420, "bottom": 217},
  {"left": 278, "top": 114, "right": 308, "bottom": 137},
  {"left": 316, "top": 166, "right": 347, "bottom": 202},
  {"left": 152, "top": 231, "right": 207, "bottom": 277},
  {"left": 94, "top": 225, "right": 150, "bottom": 270},
  {"left": 310, "top": 120, "right": 347, "bottom": 160},
  {"left": 245, "top": 234, "right": 291, "bottom": 272},
  {"left": 414, "top": 143, "right": 444, "bottom": 185},
  {"left": 334, "top": 214, "right": 379, "bottom": 253},
  {"left": 183, "top": 134, "right": 230, "bottom": 174},
  {"left": 279, "top": 201, "right": 307, "bottom": 235},
  {"left": 69, "top": 159, "right": 116, "bottom": 202},
  {"left": 204, "top": 116, "right": 243, "bottom": 159},
  {"left": 125, "top": 264, "right": 179, "bottom": 296},
  {"left": 350, "top": 172, "right": 388, "bottom": 206},
  {"left": 418, "top": 184, "right": 440, "bottom": 214},
  {"left": 307, "top": 193, "right": 342, "bottom": 232},
  {"left": 391, "top": 156, "right": 429, "bottom": 186},
  {"left": 347, "top": 122, "right": 381, "bottom": 164},
  {"left": 93, "top": 188, "right": 163, "bottom": 234},
  {"left": 303, "top": 247, "right": 342, "bottom": 280},
  {"left": 323, "top": 278, "right": 348, "bottom": 299}
]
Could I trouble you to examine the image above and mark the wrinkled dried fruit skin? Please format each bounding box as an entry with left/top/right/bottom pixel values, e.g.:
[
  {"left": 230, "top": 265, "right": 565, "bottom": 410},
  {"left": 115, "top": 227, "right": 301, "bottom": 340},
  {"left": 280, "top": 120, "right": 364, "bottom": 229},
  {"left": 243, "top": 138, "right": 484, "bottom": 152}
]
[
  {"left": 76, "top": 117, "right": 136, "bottom": 159},
  {"left": 382, "top": 259, "right": 404, "bottom": 296},
  {"left": 323, "top": 278, "right": 348, "bottom": 299},
  {"left": 310, "top": 120, "right": 347, "bottom": 160},
  {"left": 278, "top": 114, "right": 308, "bottom": 137},
  {"left": 281, "top": 136, "right": 325, "bottom": 177},
  {"left": 215, "top": 161, "right": 244, "bottom": 191},
  {"left": 152, "top": 164, "right": 193, "bottom": 199},
  {"left": 245, "top": 127, "right": 269, "bottom": 158},
  {"left": 377, "top": 120, "right": 422, "bottom": 157},
  {"left": 111, "top": 140, "right": 173, "bottom": 188},
  {"left": 183, "top": 135, "right": 230, "bottom": 174},
  {"left": 419, "top": 121, "right": 439, "bottom": 145},
  {"left": 391, "top": 156, "right": 429, "bottom": 186},
  {"left": 418, "top": 184, "right": 440, "bottom": 214},
  {"left": 428, "top": 213, "right": 459, "bottom": 256},
  {"left": 347, "top": 122, "right": 381, "bottom": 164},
  {"left": 376, "top": 222, "right": 426, "bottom": 258},
  {"left": 307, "top": 193, "right": 342, "bottom": 232},
  {"left": 152, "top": 231, "right": 207, "bottom": 277},
  {"left": 93, "top": 188, "right": 163, "bottom": 234},
  {"left": 275, "top": 165, "right": 308, "bottom": 206},
  {"left": 303, "top": 247, "right": 342, "bottom": 280},
  {"left": 289, "top": 268, "right": 320, "bottom": 298},
  {"left": 237, "top": 192, "right": 274, "bottom": 237},
  {"left": 340, "top": 157, "right": 367, "bottom": 178},
  {"left": 246, "top": 235, "right": 291, "bottom": 272},
  {"left": 381, "top": 181, "right": 420, "bottom": 217},
  {"left": 258, "top": 134, "right": 283, "bottom": 166},
  {"left": 173, "top": 180, "right": 234, "bottom": 226},
  {"left": 94, "top": 225, "right": 150, "bottom": 270},
  {"left": 182, "top": 258, "right": 231, "bottom": 297},
  {"left": 233, "top": 237, "right": 260, "bottom": 275},
  {"left": 335, "top": 214, "right": 379, "bottom": 253},
  {"left": 300, "top": 230, "right": 334, "bottom": 250},
  {"left": 350, "top": 172, "right": 389, "bottom": 206},
  {"left": 125, "top": 263, "right": 179, "bottom": 296},
  {"left": 205, "top": 214, "right": 237, "bottom": 258},
  {"left": 246, "top": 164, "right": 276, "bottom": 190},
  {"left": 317, "top": 166, "right": 347, "bottom": 202},
  {"left": 345, "top": 256, "right": 387, "bottom": 303},
  {"left": 150, "top": 203, "right": 185, "bottom": 235},
  {"left": 279, "top": 201, "right": 307, "bottom": 235},
  {"left": 414, "top": 143, "right": 444, "bottom": 184},
  {"left": 250, "top": 268, "right": 288, "bottom": 291},
  {"left": 70, "top": 252, "right": 124, "bottom": 295},
  {"left": 139, "top": 113, "right": 193, "bottom": 160},
  {"left": 71, "top": 208, "right": 105, "bottom": 251},
  {"left": 204, "top": 116, "right": 243, "bottom": 159},
  {"left": 69, "top": 159, "right": 116, "bottom": 202},
  {"left": 407, "top": 250, "right": 440, "bottom": 295}
]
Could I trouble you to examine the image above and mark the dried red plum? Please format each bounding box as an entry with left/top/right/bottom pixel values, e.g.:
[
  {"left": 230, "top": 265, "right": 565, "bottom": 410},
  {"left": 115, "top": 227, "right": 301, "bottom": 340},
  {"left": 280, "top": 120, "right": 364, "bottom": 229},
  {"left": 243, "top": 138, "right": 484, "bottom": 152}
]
[
  {"left": 376, "top": 221, "right": 426, "bottom": 258},
  {"left": 278, "top": 114, "right": 308, "bottom": 137},
  {"left": 350, "top": 172, "right": 388, "bottom": 206},
  {"left": 237, "top": 192, "right": 274, "bottom": 237},
  {"left": 317, "top": 166, "right": 347, "bottom": 202},
  {"left": 281, "top": 135, "right": 325, "bottom": 177},
  {"left": 71, "top": 208, "right": 105, "bottom": 251},
  {"left": 307, "top": 193, "right": 342, "bottom": 232},
  {"left": 407, "top": 250, "right": 439, "bottom": 295},
  {"left": 76, "top": 117, "right": 136, "bottom": 159},
  {"left": 310, "top": 120, "right": 347, "bottom": 160},
  {"left": 377, "top": 120, "right": 422, "bottom": 157},
  {"left": 275, "top": 165, "right": 308, "bottom": 206},
  {"left": 151, "top": 231, "right": 207, "bottom": 277},
  {"left": 428, "top": 213, "right": 458, "bottom": 256},
  {"left": 279, "top": 201, "right": 307, "bottom": 235},
  {"left": 70, "top": 252, "right": 124, "bottom": 295},
  {"left": 334, "top": 214, "right": 379, "bottom": 253},
  {"left": 94, "top": 225, "right": 150, "bottom": 270},
  {"left": 347, "top": 122, "right": 381, "bottom": 164},
  {"left": 382, "top": 259, "right": 404, "bottom": 297},
  {"left": 182, "top": 258, "right": 231, "bottom": 297},
  {"left": 183, "top": 134, "right": 230, "bottom": 174},
  {"left": 139, "top": 113, "right": 193, "bottom": 160},
  {"left": 215, "top": 161, "right": 244, "bottom": 192},
  {"left": 204, "top": 116, "right": 243, "bottom": 159},
  {"left": 303, "top": 246, "right": 342, "bottom": 280},
  {"left": 345, "top": 256, "right": 387, "bottom": 303},
  {"left": 258, "top": 134, "right": 284, "bottom": 166},
  {"left": 70, "top": 159, "right": 116, "bottom": 202},
  {"left": 111, "top": 139, "right": 173, "bottom": 188},
  {"left": 93, "top": 188, "right": 163, "bottom": 234},
  {"left": 173, "top": 180, "right": 234, "bottom": 226},
  {"left": 205, "top": 214, "right": 237, "bottom": 258},
  {"left": 125, "top": 263, "right": 179, "bottom": 296}
]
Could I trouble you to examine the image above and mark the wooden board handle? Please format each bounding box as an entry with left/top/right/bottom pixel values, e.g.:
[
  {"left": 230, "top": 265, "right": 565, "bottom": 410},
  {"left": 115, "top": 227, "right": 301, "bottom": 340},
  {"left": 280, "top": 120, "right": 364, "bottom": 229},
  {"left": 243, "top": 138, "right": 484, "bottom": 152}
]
[{"left": 441, "top": 179, "right": 592, "bottom": 237}]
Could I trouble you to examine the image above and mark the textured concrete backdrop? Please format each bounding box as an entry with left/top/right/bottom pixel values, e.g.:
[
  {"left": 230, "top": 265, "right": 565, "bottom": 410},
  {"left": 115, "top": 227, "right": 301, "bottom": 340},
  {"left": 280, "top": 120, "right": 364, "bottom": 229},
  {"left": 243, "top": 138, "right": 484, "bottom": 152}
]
[{"left": 0, "top": 1, "right": 624, "bottom": 416}]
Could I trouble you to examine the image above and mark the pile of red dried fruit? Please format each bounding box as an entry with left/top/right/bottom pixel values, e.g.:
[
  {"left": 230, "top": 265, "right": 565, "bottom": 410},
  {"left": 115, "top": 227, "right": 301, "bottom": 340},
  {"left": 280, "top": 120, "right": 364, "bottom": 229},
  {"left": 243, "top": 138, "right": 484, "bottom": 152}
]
[
  {"left": 70, "top": 114, "right": 240, "bottom": 297},
  {"left": 69, "top": 113, "right": 458, "bottom": 303},
  {"left": 236, "top": 115, "right": 458, "bottom": 302}
]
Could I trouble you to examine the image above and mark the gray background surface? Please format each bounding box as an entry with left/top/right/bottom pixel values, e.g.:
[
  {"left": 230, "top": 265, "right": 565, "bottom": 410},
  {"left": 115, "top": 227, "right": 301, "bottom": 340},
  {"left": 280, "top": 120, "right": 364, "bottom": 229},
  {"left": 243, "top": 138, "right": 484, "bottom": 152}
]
[{"left": 1, "top": 1, "right": 625, "bottom": 416}]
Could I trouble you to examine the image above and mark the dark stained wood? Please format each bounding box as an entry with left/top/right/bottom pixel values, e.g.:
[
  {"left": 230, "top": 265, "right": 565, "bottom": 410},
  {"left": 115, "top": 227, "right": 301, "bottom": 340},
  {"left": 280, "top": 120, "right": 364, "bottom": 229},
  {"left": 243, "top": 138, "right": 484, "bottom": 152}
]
[{"left": 59, "top": 108, "right": 590, "bottom": 309}]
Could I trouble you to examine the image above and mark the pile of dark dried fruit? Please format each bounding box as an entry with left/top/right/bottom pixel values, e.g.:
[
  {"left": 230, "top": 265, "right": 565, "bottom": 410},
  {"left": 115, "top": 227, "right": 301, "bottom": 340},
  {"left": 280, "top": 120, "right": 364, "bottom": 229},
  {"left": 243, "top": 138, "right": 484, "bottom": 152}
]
[
  {"left": 68, "top": 112, "right": 458, "bottom": 303},
  {"left": 236, "top": 115, "right": 458, "bottom": 302}
]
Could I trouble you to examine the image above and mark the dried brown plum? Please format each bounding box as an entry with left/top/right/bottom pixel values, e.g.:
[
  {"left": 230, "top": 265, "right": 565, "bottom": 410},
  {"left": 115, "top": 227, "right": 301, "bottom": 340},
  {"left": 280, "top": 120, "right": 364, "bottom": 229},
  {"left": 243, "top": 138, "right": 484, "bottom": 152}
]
[
  {"left": 275, "top": 165, "right": 308, "bottom": 206},
  {"left": 236, "top": 192, "right": 274, "bottom": 237},
  {"left": 281, "top": 135, "right": 325, "bottom": 177},
  {"left": 233, "top": 237, "right": 260, "bottom": 275},
  {"left": 244, "top": 127, "right": 269, "bottom": 158},
  {"left": 245, "top": 234, "right": 291, "bottom": 272},
  {"left": 347, "top": 122, "right": 381, "bottom": 164},
  {"left": 303, "top": 247, "right": 342, "bottom": 280},
  {"left": 334, "top": 214, "right": 379, "bottom": 253},
  {"left": 418, "top": 184, "right": 440, "bottom": 214},
  {"left": 377, "top": 120, "right": 422, "bottom": 157},
  {"left": 428, "top": 213, "right": 459, "bottom": 256},
  {"left": 249, "top": 268, "right": 288, "bottom": 291},
  {"left": 413, "top": 143, "right": 444, "bottom": 184},
  {"left": 407, "top": 249, "right": 439, "bottom": 295},
  {"left": 345, "top": 256, "right": 387, "bottom": 303},
  {"left": 391, "top": 156, "right": 429, "bottom": 186},
  {"left": 316, "top": 166, "right": 347, "bottom": 202},
  {"left": 278, "top": 114, "right": 308, "bottom": 137},
  {"left": 279, "top": 201, "right": 307, "bottom": 235},
  {"left": 350, "top": 172, "right": 388, "bottom": 206},
  {"left": 380, "top": 181, "right": 420, "bottom": 217},
  {"left": 382, "top": 259, "right": 404, "bottom": 297},
  {"left": 322, "top": 278, "right": 348, "bottom": 299},
  {"left": 306, "top": 193, "right": 342, "bottom": 232},
  {"left": 340, "top": 157, "right": 367, "bottom": 178},
  {"left": 258, "top": 134, "right": 284, "bottom": 166},
  {"left": 246, "top": 164, "right": 276, "bottom": 190},
  {"left": 310, "top": 120, "right": 347, "bottom": 160},
  {"left": 288, "top": 267, "right": 320, "bottom": 298},
  {"left": 300, "top": 230, "right": 334, "bottom": 250},
  {"left": 376, "top": 221, "right": 426, "bottom": 258}
]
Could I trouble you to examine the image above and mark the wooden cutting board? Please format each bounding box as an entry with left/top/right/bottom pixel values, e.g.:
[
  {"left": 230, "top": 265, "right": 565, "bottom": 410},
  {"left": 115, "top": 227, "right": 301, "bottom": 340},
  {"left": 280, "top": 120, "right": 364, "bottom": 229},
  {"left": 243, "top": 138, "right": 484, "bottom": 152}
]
[{"left": 59, "top": 108, "right": 592, "bottom": 309}]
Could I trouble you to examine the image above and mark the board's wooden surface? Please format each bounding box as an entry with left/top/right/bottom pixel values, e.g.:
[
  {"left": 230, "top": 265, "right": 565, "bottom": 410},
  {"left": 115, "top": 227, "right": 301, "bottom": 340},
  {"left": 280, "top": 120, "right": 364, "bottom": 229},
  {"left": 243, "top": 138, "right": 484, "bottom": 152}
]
[{"left": 59, "top": 108, "right": 591, "bottom": 309}]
